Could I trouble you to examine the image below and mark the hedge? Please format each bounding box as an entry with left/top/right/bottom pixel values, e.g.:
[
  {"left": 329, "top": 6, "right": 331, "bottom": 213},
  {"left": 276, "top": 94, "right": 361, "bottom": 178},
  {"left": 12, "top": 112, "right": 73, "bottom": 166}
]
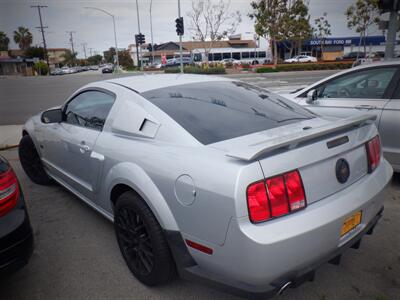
[
  {"left": 164, "top": 66, "right": 226, "bottom": 74},
  {"left": 256, "top": 62, "right": 353, "bottom": 73}
]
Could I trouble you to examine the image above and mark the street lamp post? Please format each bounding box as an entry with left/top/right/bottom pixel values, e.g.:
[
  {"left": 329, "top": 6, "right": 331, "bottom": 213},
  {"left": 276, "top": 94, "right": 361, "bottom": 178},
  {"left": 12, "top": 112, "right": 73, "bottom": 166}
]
[{"left": 84, "top": 7, "right": 120, "bottom": 72}]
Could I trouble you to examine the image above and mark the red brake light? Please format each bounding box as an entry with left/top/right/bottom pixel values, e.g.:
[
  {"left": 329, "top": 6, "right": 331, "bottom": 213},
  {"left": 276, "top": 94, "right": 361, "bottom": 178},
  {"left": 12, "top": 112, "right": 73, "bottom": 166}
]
[
  {"left": 366, "top": 135, "right": 381, "bottom": 173},
  {"left": 247, "top": 181, "right": 270, "bottom": 223},
  {"left": 266, "top": 176, "right": 289, "bottom": 217},
  {"left": 247, "top": 170, "right": 306, "bottom": 223},
  {"left": 0, "top": 167, "right": 19, "bottom": 217}
]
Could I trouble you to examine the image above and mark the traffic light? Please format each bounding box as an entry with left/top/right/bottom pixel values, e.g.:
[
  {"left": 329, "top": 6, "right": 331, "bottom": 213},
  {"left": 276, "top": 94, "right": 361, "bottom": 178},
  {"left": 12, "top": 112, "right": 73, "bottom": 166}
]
[
  {"left": 378, "top": 0, "right": 400, "bottom": 12},
  {"left": 175, "top": 17, "right": 184, "bottom": 36},
  {"left": 135, "top": 33, "right": 145, "bottom": 45}
]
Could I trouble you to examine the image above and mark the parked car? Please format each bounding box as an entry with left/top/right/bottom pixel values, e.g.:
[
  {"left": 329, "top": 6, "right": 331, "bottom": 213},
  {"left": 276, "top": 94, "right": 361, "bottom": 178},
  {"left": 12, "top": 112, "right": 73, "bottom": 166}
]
[
  {"left": 19, "top": 74, "right": 392, "bottom": 298},
  {"left": 60, "top": 66, "right": 73, "bottom": 74},
  {"left": 220, "top": 58, "right": 241, "bottom": 66},
  {"left": 284, "top": 55, "right": 317, "bottom": 63},
  {"left": 336, "top": 51, "right": 366, "bottom": 61},
  {"left": 50, "top": 68, "right": 63, "bottom": 76},
  {"left": 102, "top": 66, "right": 113, "bottom": 73},
  {"left": 282, "top": 61, "right": 400, "bottom": 172},
  {"left": 163, "top": 57, "right": 193, "bottom": 68},
  {"left": 0, "top": 155, "right": 33, "bottom": 277}
]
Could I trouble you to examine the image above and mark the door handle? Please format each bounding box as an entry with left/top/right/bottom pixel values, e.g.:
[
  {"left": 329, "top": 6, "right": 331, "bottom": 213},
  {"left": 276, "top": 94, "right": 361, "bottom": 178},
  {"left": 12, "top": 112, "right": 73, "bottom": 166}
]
[{"left": 355, "top": 105, "right": 377, "bottom": 110}]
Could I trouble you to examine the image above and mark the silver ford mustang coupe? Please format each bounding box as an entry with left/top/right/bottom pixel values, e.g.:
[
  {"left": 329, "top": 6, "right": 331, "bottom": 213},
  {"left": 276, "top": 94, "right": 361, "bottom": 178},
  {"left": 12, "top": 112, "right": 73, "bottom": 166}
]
[{"left": 19, "top": 74, "right": 392, "bottom": 298}]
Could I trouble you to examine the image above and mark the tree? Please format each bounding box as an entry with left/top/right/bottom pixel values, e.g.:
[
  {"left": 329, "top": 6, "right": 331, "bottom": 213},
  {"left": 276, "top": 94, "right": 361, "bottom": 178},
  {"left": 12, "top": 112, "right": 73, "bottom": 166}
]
[
  {"left": 60, "top": 49, "right": 77, "bottom": 66},
  {"left": 0, "top": 32, "right": 10, "bottom": 51},
  {"left": 104, "top": 47, "right": 116, "bottom": 64},
  {"left": 13, "top": 27, "right": 33, "bottom": 50},
  {"left": 250, "top": 0, "right": 288, "bottom": 66},
  {"left": 34, "top": 61, "right": 49, "bottom": 75},
  {"left": 284, "top": 0, "right": 313, "bottom": 57},
  {"left": 313, "top": 13, "right": 331, "bottom": 59},
  {"left": 25, "top": 46, "right": 45, "bottom": 59},
  {"left": 118, "top": 50, "right": 134, "bottom": 68},
  {"left": 187, "top": 0, "right": 242, "bottom": 62},
  {"left": 87, "top": 54, "right": 103, "bottom": 65},
  {"left": 345, "top": 0, "right": 380, "bottom": 57}
]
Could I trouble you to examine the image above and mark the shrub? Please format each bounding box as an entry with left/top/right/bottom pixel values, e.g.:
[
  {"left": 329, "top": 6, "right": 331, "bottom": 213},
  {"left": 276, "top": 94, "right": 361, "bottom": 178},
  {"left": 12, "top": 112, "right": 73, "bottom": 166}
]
[
  {"left": 164, "top": 66, "right": 226, "bottom": 74},
  {"left": 34, "top": 61, "right": 49, "bottom": 75},
  {"left": 255, "top": 62, "right": 352, "bottom": 73}
]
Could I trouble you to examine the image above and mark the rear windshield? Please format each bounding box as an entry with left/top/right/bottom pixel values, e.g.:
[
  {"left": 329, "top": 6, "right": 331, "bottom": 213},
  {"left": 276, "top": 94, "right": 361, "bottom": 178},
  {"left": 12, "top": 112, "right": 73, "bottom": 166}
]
[{"left": 141, "top": 81, "right": 315, "bottom": 145}]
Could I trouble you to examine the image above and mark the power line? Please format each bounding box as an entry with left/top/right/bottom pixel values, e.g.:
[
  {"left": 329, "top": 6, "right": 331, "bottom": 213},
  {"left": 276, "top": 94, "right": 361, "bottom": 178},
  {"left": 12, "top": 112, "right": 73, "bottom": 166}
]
[{"left": 31, "top": 5, "right": 50, "bottom": 71}]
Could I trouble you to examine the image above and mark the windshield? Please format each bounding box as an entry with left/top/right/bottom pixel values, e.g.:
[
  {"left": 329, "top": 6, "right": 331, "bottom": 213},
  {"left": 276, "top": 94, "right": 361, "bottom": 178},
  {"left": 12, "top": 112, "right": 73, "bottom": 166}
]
[{"left": 141, "top": 81, "right": 316, "bottom": 145}]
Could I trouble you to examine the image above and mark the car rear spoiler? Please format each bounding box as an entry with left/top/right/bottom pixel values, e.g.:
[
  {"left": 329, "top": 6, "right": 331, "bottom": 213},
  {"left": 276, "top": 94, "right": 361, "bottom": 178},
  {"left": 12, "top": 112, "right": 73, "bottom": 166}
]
[{"left": 226, "top": 114, "right": 376, "bottom": 161}]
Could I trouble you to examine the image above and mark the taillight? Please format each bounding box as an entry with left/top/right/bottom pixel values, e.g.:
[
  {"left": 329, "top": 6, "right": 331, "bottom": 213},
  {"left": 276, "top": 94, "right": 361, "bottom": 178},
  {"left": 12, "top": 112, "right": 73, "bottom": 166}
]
[
  {"left": 366, "top": 135, "right": 381, "bottom": 173},
  {"left": 0, "top": 167, "right": 19, "bottom": 217},
  {"left": 247, "top": 170, "right": 306, "bottom": 223}
]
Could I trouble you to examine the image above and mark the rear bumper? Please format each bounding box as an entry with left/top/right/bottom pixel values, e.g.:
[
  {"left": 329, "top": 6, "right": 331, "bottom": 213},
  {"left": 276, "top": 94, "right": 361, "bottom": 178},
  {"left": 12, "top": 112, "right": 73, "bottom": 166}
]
[
  {"left": 174, "top": 159, "right": 392, "bottom": 298},
  {"left": 178, "top": 207, "right": 383, "bottom": 298},
  {"left": 0, "top": 193, "right": 34, "bottom": 277}
]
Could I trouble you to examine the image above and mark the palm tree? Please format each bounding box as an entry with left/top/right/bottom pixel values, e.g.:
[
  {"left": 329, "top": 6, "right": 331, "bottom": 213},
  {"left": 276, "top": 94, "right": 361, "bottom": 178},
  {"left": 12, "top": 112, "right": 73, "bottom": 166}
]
[
  {"left": 0, "top": 31, "right": 10, "bottom": 51},
  {"left": 13, "top": 27, "right": 33, "bottom": 50}
]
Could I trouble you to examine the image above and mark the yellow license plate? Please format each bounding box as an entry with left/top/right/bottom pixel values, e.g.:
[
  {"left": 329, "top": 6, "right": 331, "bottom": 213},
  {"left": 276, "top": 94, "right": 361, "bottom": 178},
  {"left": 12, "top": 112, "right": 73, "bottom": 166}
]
[{"left": 341, "top": 211, "right": 362, "bottom": 237}]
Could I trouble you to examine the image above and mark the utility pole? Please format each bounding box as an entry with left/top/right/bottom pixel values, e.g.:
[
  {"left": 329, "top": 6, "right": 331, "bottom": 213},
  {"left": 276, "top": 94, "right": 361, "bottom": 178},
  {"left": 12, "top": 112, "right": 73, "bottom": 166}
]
[
  {"left": 89, "top": 47, "right": 93, "bottom": 57},
  {"left": 31, "top": 5, "right": 50, "bottom": 71},
  {"left": 150, "top": 0, "right": 155, "bottom": 65},
  {"left": 81, "top": 43, "right": 87, "bottom": 59},
  {"left": 66, "top": 31, "right": 76, "bottom": 65},
  {"left": 135, "top": 0, "right": 143, "bottom": 70},
  {"left": 178, "top": 0, "right": 183, "bottom": 74}
]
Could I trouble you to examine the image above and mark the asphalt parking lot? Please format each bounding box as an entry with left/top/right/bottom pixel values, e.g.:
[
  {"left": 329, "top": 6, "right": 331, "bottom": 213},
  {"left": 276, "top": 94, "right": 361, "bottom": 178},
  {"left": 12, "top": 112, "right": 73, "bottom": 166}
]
[
  {"left": 1, "top": 72, "right": 400, "bottom": 299},
  {"left": 0, "top": 148, "right": 399, "bottom": 300}
]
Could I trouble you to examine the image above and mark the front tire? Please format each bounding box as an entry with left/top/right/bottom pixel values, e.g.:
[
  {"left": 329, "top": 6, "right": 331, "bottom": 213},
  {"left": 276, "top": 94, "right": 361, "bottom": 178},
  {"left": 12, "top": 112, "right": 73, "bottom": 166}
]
[
  {"left": 114, "top": 191, "right": 176, "bottom": 286},
  {"left": 18, "top": 135, "right": 52, "bottom": 185}
]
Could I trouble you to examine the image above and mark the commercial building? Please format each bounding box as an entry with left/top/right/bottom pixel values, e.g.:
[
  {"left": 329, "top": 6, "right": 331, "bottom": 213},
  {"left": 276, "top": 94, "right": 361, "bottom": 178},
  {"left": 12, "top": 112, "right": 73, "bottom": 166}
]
[
  {"left": 0, "top": 51, "right": 34, "bottom": 76},
  {"left": 128, "top": 36, "right": 262, "bottom": 65},
  {"left": 278, "top": 35, "right": 399, "bottom": 61}
]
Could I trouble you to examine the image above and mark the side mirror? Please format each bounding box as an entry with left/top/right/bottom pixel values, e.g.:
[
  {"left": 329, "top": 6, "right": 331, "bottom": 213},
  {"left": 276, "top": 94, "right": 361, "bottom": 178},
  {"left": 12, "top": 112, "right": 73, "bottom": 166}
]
[
  {"left": 41, "top": 108, "right": 63, "bottom": 124},
  {"left": 306, "top": 89, "right": 317, "bottom": 104}
]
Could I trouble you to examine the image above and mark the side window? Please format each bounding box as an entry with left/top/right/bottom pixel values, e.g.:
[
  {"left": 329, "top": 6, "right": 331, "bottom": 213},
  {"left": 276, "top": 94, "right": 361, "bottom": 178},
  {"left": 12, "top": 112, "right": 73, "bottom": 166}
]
[
  {"left": 314, "top": 67, "right": 398, "bottom": 100},
  {"left": 64, "top": 90, "right": 115, "bottom": 131}
]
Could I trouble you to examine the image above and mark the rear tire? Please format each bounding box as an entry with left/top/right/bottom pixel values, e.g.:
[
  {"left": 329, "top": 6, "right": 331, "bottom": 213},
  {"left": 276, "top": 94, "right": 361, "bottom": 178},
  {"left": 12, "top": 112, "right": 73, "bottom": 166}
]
[
  {"left": 114, "top": 191, "right": 176, "bottom": 286},
  {"left": 18, "top": 135, "right": 52, "bottom": 185}
]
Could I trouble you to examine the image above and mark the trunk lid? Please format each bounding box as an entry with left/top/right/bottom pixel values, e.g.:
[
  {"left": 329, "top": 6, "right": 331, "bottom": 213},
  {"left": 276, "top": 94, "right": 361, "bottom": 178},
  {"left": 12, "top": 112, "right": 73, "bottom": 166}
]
[{"left": 212, "top": 115, "right": 377, "bottom": 204}]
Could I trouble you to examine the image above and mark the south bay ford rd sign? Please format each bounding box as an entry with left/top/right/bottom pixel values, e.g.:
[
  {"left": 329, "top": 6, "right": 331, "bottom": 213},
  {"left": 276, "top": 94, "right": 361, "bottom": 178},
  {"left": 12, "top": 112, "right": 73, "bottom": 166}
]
[{"left": 307, "top": 36, "right": 386, "bottom": 46}]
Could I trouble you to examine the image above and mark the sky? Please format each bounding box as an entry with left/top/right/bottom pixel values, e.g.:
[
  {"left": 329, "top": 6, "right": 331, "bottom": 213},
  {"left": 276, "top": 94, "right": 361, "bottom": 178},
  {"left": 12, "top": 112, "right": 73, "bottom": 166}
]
[{"left": 0, "top": 0, "right": 385, "bottom": 58}]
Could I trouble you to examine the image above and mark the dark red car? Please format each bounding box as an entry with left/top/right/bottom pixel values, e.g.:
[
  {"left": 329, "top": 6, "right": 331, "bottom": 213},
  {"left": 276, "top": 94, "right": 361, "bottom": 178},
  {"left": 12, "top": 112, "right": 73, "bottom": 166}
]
[{"left": 0, "top": 155, "right": 33, "bottom": 277}]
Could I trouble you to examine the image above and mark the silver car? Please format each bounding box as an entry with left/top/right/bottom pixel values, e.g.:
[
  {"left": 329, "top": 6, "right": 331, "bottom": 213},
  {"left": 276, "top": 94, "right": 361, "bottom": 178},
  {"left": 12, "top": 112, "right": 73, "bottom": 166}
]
[
  {"left": 283, "top": 61, "right": 400, "bottom": 172},
  {"left": 19, "top": 74, "right": 392, "bottom": 298}
]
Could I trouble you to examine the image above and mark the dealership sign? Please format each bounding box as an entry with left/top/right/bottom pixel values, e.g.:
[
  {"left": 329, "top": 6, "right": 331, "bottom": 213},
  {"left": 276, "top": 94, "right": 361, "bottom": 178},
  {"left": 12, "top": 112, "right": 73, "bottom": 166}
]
[{"left": 305, "top": 35, "right": 386, "bottom": 47}]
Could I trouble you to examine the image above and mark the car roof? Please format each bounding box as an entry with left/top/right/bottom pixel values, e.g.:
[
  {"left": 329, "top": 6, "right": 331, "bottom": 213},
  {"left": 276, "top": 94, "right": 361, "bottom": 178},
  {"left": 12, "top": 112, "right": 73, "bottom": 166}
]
[{"left": 104, "top": 74, "right": 231, "bottom": 93}]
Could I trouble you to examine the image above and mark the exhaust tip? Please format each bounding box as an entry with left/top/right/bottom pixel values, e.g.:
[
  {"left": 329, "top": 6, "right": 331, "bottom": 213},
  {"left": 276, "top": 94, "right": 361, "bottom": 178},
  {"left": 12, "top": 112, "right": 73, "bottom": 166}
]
[{"left": 277, "top": 281, "right": 292, "bottom": 295}]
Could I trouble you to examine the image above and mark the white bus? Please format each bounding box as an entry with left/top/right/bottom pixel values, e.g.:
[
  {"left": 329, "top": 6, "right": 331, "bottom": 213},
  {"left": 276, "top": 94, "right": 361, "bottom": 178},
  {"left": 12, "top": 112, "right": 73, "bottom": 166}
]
[{"left": 191, "top": 47, "right": 271, "bottom": 64}]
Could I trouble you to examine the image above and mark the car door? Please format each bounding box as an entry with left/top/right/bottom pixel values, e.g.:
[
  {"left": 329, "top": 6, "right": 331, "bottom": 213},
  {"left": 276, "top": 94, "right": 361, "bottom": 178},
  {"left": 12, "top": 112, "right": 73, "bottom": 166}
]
[
  {"left": 379, "top": 69, "right": 400, "bottom": 171},
  {"left": 43, "top": 89, "right": 115, "bottom": 200},
  {"left": 296, "top": 66, "right": 399, "bottom": 128}
]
